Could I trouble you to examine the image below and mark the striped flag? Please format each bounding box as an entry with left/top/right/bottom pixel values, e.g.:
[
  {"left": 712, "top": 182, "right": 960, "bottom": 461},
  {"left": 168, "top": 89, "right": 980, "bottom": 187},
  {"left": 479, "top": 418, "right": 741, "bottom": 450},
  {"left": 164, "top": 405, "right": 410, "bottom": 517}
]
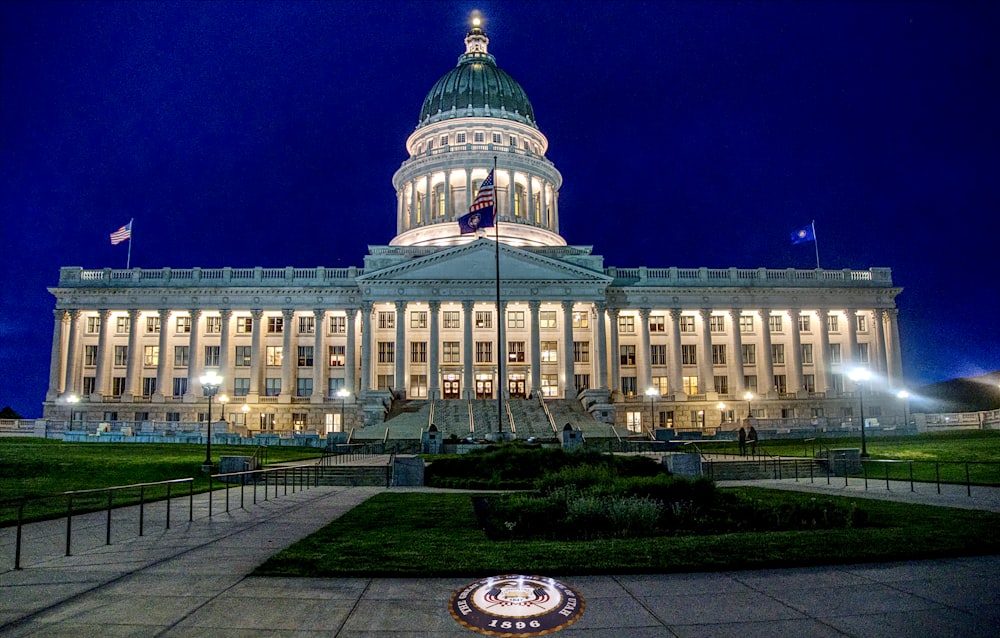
[
  {"left": 457, "top": 170, "right": 496, "bottom": 234},
  {"left": 110, "top": 221, "right": 132, "bottom": 245}
]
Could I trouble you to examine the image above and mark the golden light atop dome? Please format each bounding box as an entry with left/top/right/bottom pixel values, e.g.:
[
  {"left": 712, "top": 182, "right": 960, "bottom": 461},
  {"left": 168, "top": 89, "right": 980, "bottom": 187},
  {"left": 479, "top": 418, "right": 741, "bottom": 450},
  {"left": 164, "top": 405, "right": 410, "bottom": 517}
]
[{"left": 472, "top": 16, "right": 481, "bottom": 27}]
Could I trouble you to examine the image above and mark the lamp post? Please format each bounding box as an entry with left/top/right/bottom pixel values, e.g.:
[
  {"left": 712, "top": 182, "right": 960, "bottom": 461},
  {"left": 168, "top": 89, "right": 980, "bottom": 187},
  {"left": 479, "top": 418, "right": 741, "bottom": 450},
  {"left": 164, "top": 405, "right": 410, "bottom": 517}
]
[
  {"left": 218, "top": 394, "right": 229, "bottom": 430},
  {"left": 896, "top": 389, "right": 910, "bottom": 427},
  {"left": 199, "top": 371, "right": 223, "bottom": 469},
  {"left": 698, "top": 410, "right": 705, "bottom": 429},
  {"left": 64, "top": 394, "right": 79, "bottom": 428},
  {"left": 849, "top": 368, "right": 871, "bottom": 458},
  {"left": 240, "top": 403, "right": 250, "bottom": 429},
  {"left": 337, "top": 388, "right": 350, "bottom": 432},
  {"left": 717, "top": 402, "right": 726, "bottom": 425},
  {"left": 744, "top": 391, "right": 754, "bottom": 422},
  {"left": 645, "top": 387, "right": 659, "bottom": 430}
]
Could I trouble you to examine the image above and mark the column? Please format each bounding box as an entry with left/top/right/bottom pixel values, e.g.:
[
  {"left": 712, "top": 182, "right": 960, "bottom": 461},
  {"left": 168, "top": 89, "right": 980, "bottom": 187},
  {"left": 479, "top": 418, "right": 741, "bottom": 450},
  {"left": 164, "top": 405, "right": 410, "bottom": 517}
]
[
  {"left": 359, "top": 303, "right": 372, "bottom": 394},
  {"left": 395, "top": 301, "right": 407, "bottom": 396},
  {"left": 816, "top": 309, "right": 831, "bottom": 394},
  {"left": 507, "top": 170, "right": 515, "bottom": 220},
  {"left": 93, "top": 309, "right": 111, "bottom": 398},
  {"left": 312, "top": 309, "right": 325, "bottom": 401},
  {"left": 186, "top": 309, "right": 202, "bottom": 399},
  {"left": 123, "top": 309, "right": 141, "bottom": 399},
  {"left": 153, "top": 309, "right": 170, "bottom": 399},
  {"left": 428, "top": 301, "right": 440, "bottom": 400},
  {"left": 668, "top": 309, "right": 683, "bottom": 396},
  {"left": 886, "top": 309, "right": 904, "bottom": 386},
  {"left": 593, "top": 302, "right": 608, "bottom": 391},
  {"left": 281, "top": 309, "right": 294, "bottom": 400},
  {"left": 47, "top": 310, "right": 66, "bottom": 400},
  {"left": 345, "top": 307, "right": 358, "bottom": 397},
  {"left": 465, "top": 171, "right": 472, "bottom": 210},
  {"left": 444, "top": 173, "right": 453, "bottom": 221},
  {"left": 249, "top": 309, "right": 264, "bottom": 399},
  {"left": 873, "top": 309, "right": 888, "bottom": 377},
  {"left": 698, "top": 309, "right": 715, "bottom": 393},
  {"left": 845, "top": 308, "right": 858, "bottom": 384},
  {"left": 529, "top": 301, "right": 541, "bottom": 396},
  {"left": 728, "top": 309, "right": 745, "bottom": 395},
  {"left": 788, "top": 308, "right": 803, "bottom": 394},
  {"left": 609, "top": 308, "right": 621, "bottom": 395},
  {"left": 637, "top": 308, "right": 652, "bottom": 394},
  {"left": 527, "top": 176, "right": 535, "bottom": 223},
  {"left": 759, "top": 308, "right": 774, "bottom": 396},
  {"left": 562, "top": 300, "right": 575, "bottom": 398},
  {"left": 63, "top": 309, "right": 81, "bottom": 395},
  {"left": 462, "top": 301, "right": 474, "bottom": 399},
  {"left": 218, "top": 309, "right": 232, "bottom": 387}
]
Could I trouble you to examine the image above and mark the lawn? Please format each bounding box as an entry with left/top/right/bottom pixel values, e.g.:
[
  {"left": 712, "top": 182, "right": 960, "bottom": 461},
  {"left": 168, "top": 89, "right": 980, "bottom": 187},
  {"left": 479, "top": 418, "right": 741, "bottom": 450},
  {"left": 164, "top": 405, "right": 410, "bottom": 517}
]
[{"left": 254, "top": 489, "right": 1000, "bottom": 577}]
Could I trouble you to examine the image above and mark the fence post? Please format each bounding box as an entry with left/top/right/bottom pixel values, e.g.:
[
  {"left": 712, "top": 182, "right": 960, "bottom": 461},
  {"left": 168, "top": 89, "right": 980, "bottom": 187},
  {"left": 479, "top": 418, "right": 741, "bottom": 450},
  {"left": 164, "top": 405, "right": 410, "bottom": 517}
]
[
  {"left": 106, "top": 491, "right": 113, "bottom": 544},
  {"left": 909, "top": 462, "right": 915, "bottom": 492},
  {"left": 241, "top": 476, "right": 245, "bottom": 509},
  {"left": 225, "top": 477, "right": 230, "bottom": 513},
  {"left": 863, "top": 463, "right": 869, "bottom": 491},
  {"left": 65, "top": 495, "right": 73, "bottom": 557},
  {"left": 15, "top": 500, "right": 25, "bottom": 570},
  {"left": 208, "top": 474, "right": 214, "bottom": 517},
  {"left": 936, "top": 463, "right": 941, "bottom": 494},
  {"left": 166, "top": 483, "right": 172, "bottom": 529},
  {"left": 966, "top": 463, "right": 972, "bottom": 497},
  {"left": 139, "top": 486, "right": 145, "bottom": 536},
  {"left": 189, "top": 480, "right": 194, "bottom": 521},
  {"left": 885, "top": 463, "right": 891, "bottom": 491}
]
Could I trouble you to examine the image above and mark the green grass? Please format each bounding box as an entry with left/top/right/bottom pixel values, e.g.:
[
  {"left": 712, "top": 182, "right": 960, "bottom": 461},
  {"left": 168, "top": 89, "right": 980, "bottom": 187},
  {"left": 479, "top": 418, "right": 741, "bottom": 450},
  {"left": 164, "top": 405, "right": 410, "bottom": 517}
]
[{"left": 254, "top": 489, "right": 1000, "bottom": 577}]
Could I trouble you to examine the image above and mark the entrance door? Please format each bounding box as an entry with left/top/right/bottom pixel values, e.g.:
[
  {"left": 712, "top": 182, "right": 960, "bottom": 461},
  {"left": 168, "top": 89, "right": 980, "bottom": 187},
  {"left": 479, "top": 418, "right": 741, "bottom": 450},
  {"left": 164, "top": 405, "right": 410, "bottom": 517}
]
[
  {"left": 508, "top": 378, "right": 526, "bottom": 399},
  {"left": 443, "top": 379, "right": 461, "bottom": 399},
  {"left": 475, "top": 379, "right": 493, "bottom": 399}
]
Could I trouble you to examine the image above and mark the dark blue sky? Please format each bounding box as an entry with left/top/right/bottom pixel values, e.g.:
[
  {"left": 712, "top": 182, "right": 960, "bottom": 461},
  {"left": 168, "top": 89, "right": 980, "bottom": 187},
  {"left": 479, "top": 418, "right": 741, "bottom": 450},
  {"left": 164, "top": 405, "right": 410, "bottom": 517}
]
[{"left": 2, "top": 1, "right": 998, "bottom": 417}]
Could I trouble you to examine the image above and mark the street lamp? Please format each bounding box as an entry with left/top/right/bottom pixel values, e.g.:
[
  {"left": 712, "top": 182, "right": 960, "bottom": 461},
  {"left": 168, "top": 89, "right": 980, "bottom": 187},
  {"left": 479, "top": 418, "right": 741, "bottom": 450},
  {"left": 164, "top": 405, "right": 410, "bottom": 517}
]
[
  {"left": 64, "top": 394, "right": 80, "bottom": 428},
  {"left": 218, "top": 394, "right": 229, "bottom": 429},
  {"left": 337, "top": 388, "right": 350, "bottom": 432},
  {"left": 240, "top": 404, "right": 250, "bottom": 429},
  {"left": 744, "top": 391, "right": 754, "bottom": 422},
  {"left": 199, "top": 371, "right": 223, "bottom": 469},
  {"left": 717, "top": 402, "right": 726, "bottom": 425},
  {"left": 896, "top": 389, "right": 910, "bottom": 427},
  {"left": 849, "top": 368, "right": 871, "bottom": 458},
  {"left": 645, "top": 387, "right": 659, "bottom": 429}
]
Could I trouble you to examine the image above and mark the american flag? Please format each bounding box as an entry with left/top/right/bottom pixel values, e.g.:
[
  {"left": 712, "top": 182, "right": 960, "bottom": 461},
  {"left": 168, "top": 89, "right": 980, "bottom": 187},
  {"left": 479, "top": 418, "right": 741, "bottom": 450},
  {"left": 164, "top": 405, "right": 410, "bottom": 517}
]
[
  {"left": 469, "top": 169, "right": 495, "bottom": 215},
  {"left": 110, "top": 221, "right": 132, "bottom": 245}
]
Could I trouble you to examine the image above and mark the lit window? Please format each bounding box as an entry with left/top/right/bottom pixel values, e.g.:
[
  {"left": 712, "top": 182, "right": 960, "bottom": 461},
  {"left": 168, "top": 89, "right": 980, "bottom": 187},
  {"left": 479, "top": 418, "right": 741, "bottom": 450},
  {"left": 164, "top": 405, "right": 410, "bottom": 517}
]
[
  {"left": 176, "top": 316, "right": 191, "bottom": 334},
  {"left": 769, "top": 315, "right": 783, "bottom": 333},
  {"left": 475, "top": 341, "right": 492, "bottom": 363},
  {"left": 329, "top": 316, "right": 346, "bottom": 334},
  {"left": 267, "top": 316, "right": 284, "bottom": 334},
  {"left": 798, "top": 314, "right": 811, "bottom": 332},
  {"left": 508, "top": 341, "right": 525, "bottom": 362},
  {"left": 541, "top": 374, "right": 558, "bottom": 398},
  {"left": 298, "top": 316, "right": 315, "bottom": 334},
  {"left": 236, "top": 316, "right": 253, "bottom": 333},
  {"left": 539, "top": 311, "right": 557, "bottom": 329},
  {"left": 266, "top": 346, "right": 282, "bottom": 366},
  {"left": 679, "top": 316, "right": 695, "bottom": 333},
  {"left": 739, "top": 315, "right": 754, "bottom": 333},
  {"left": 682, "top": 376, "right": 699, "bottom": 394},
  {"left": 86, "top": 316, "right": 101, "bottom": 334},
  {"left": 507, "top": 311, "right": 524, "bottom": 329},
  {"left": 146, "top": 316, "right": 160, "bottom": 334},
  {"left": 411, "top": 341, "right": 427, "bottom": 363},
  {"left": 116, "top": 316, "right": 130, "bottom": 334},
  {"left": 572, "top": 311, "right": 589, "bottom": 329},
  {"left": 649, "top": 315, "right": 666, "bottom": 332},
  {"left": 378, "top": 311, "right": 395, "bottom": 329},
  {"left": 410, "top": 311, "right": 427, "bottom": 329},
  {"left": 143, "top": 345, "right": 159, "bottom": 367},
  {"left": 827, "top": 315, "right": 839, "bottom": 332},
  {"left": 443, "top": 341, "right": 460, "bottom": 363},
  {"left": 710, "top": 315, "right": 726, "bottom": 333},
  {"left": 475, "top": 311, "right": 492, "bottom": 329},
  {"left": 443, "top": 311, "right": 460, "bottom": 329},
  {"left": 618, "top": 315, "right": 635, "bottom": 334},
  {"left": 328, "top": 345, "right": 345, "bottom": 367},
  {"left": 540, "top": 341, "right": 557, "bottom": 362},
  {"left": 206, "top": 316, "right": 221, "bottom": 333}
]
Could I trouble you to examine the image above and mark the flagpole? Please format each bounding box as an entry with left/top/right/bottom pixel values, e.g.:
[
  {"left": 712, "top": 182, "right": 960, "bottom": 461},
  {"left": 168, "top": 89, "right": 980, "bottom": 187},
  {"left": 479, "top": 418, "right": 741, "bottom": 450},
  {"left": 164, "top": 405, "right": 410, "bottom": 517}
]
[
  {"left": 493, "top": 156, "right": 503, "bottom": 436},
  {"left": 811, "top": 220, "right": 820, "bottom": 269},
  {"left": 126, "top": 218, "right": 134, "bottom": 269}
]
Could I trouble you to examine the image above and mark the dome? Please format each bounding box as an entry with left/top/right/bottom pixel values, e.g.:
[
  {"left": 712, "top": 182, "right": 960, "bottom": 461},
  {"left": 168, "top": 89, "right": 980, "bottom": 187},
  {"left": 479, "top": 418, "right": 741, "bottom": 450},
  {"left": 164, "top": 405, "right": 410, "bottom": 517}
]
[{"left": 416, "top": 24, "right": 536, "bottom": 129}]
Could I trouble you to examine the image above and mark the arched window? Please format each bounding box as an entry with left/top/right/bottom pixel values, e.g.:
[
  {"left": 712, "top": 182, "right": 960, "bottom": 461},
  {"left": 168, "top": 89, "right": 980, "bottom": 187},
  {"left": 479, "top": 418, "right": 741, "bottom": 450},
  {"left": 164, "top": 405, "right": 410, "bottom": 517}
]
[
  {"left": 513, "top": 184, "right": 525, "bottom": 217},
  {"left": 434, "top": 183, "right": 446, "bottom": 218}
]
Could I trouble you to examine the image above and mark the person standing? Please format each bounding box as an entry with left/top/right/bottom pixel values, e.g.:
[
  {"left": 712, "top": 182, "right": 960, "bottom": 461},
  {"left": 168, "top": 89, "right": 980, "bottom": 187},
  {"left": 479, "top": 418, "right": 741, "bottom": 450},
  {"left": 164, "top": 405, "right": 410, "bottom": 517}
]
[
  {"left": 748, "top": 425, "right": 758, "bottom": 456},
  {"left": 738, "top": 426, "right": 747, "bottom": 456}
]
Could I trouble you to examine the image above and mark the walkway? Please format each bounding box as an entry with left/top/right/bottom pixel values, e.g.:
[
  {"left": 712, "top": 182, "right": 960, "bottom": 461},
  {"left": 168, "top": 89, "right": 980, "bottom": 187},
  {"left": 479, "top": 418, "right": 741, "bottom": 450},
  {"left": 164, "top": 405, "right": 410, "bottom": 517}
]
[{"left": 0, "top": 482, "right": 998, "bottom": 637}]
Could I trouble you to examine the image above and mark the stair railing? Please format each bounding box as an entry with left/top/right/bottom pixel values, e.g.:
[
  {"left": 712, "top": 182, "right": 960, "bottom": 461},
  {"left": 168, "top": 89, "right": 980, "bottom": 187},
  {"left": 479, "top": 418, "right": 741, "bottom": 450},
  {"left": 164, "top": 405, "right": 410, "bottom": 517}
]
[
  {"left": 538, "top": 396, "right": 558, "bottom": 434},
  {"left": 504, "top": 400, "right": 516, "bottom": 435}
]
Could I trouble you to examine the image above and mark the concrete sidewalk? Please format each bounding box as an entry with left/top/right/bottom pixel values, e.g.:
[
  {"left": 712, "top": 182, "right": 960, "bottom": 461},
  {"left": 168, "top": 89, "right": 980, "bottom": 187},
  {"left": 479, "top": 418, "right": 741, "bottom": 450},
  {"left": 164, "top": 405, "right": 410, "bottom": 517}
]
[{"left": 1, "top": 483, "right": 998, "bottom": 637}]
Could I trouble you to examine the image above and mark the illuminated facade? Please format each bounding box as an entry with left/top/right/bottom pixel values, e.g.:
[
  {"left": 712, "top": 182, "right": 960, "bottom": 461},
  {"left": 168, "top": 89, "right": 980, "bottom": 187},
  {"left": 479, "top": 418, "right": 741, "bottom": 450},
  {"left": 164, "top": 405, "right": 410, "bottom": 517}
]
[{"left": 43, "top": 21, "right": 903, "bottom": 436}]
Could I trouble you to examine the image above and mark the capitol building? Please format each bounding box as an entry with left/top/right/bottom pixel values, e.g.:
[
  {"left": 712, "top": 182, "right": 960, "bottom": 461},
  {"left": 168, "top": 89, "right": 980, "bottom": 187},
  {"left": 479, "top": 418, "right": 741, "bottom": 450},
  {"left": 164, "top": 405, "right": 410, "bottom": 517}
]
[{"left": 43, "top": 20, "right": 903, "bottom": 441}]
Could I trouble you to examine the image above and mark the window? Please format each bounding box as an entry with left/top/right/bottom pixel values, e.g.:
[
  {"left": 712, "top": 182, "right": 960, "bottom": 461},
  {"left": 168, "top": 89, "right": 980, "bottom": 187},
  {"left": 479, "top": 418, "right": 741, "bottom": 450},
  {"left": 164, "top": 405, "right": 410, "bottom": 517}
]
[
  {"left": 456, "top": 132, "right": 466, "bottom": 143},
  {"left": 508, "top": 341, "right": 525, "bottom": 362},
  {"left": 204, "top": 345, "right": 220, "bottom": 367},
  {"left": 540, "top": 341, "right": 558, "bottom": 362},
  {"left": 329, "top": 345, "right": 345, "bottom": 366},
  {"left": 714, "top": 375, "right": 729, "bottom": 394},
  {"left": 620, "top": 344, "right": 636, "bottom": 365},
  {"left": 327, "top": 377, "right": 344, "bottom": 396},
  {"left": 650, "top": 344, "right": 666, "bottom": 365},
  {"left": 142, "top": 377, "right": 156, "bottom": 397},
  {"left": 507, "top": 311, "right": 524, "bottom": 329},
  {"left": 768, "top": 315, "right": 783, "bottom": 333},
  {"left": 492, "top": 132, "right": 502, "bottom": 144},
  {"left": 649, "top": 315, "right": 665, "bottom": 333},
  {"left": 235, "top": 346, "right": 251, "bottom": 367},
  {"left": 443, "top": 341, "right": 460, "bottom": 363},
  {"left": 798, "top": 315, "right": 811, "bottom": 332},
  {"left": 378, "top": 342, "right": 394, "bottom": 363},
  {"left": 857, "top": 342, "right": 870, "bottom": 364},
  {"left": 774, "top": 374, "right": 787, "bottom": 394},
  {"left": 801, "top": 343, "right": 813, "bottom": 365},
  {"left": 744, "top": 374, "right": 758, "bottom": 393},
  {"left": 475, "top": 341, "right": 492, "bottom": 363},
  {"left": 739, "top": 315, "right": 754, "bottom": 333},
  {"left": 831, "top": 373, "right": 844, "bottom": 393},
  {"left": 234, "top": 378, "right": 250, "bottom": 396},
  {"left": 114, "top": 345, "right": 128, "bottom": 366},
  {"left": 475, "top": 311, "right": 492, "bottom": 329},
  {"left": 83, "top": 376, "right": 96, "bottom": 395},
  {"left": 620, "top": 377, "right": 637, "bottom": 397},
  {"left": 116, "top": 316, "right": 130, "bottom": 334},
  {"left": 298, "top": 346, "right": 314, "bottom": 367},
  {"left": 143, "top": 345, "right": 159, "bottom": 367},
  {"left": 378, "top": 312, "right": 395, "bottom": 329},
  {"left": 265, "top": 346, "right": 282, "bottom": 366},
  {"left": 176, "top": 316, "right": 191, "bottom": 334},
  {"left": 86, "top": 316, "right": 101, "bottom": 334},
  {"left": 856, "top": 314, "right": 867, "bottom": 332},
  {"left": 803, "top": 374, "right": 816, "bottom": 393},
  {"left": 679, "top": 316, "right": 695, "bottom": 333},
  {"left": 411, "top": 341, "right": 427, "bottom": 363},
  {"left": 298, "top": 316, "right": 315, "bottom": 334},
  {"left": 329, "top": 316, "right": 346, "bottom": 334},
  {"left": 259, "top": 413, "right": 275, "bottom": 430},
  {"left": 573, "top": 341, "right": 590, "bottom": 363},
  {"left": 771, "top": 344, "right": 785, "bottom": 365},
  {"left": 146, "top": 316, "right": 160, "bottom": 334},
  {"left": 426, "top": 138, "right": 434, "bottom": 151},
  {"left": 712, "top": 344, "right": 727, "bottom": 365},
  {"left": 710, "top": 315, "right": 726, "bottom": 333},
  {"left": 410, "top": 311, "right": 427, "bottom": 329},
  {"left": 237, "top": 316, "right": 253, "bottom": 333},
  {"left": 265, "top": 378, "right": 281, "bottom": 396},
  {"left": 172, "top": 377, "right": 187, "bottom": 397},
  {"left": 376, "top": 374, "right": 394, "bottom": 391},
  {"left": 112, "top": 377, "right": 126, "bottom": 396},
  {"left": 574, "top": 374, "right": 590, "bottom": 392},
  {"left": 682, "top": 376, "right": 699, "bottom": 395},
  {"left": 681, "top": 345, "right": 697, "bottom": 365},
  {"left": 827, "top": 315, "right": 839, "bottom": 332},
  {"left": 296, "top": 378, "right": 312, "bottom": 397},
  {"left": 410, "top": 374, "right": 428, "bottom": 399},
  {"left": 572, "top": 311, "right": 589, "bottom": 329},
  {"left": 541, "top": 374, "right": 558, "bottom": 398},
  {"left": 84, "top": 345, "right": 98, "bottom": 366},
  {"left": 539, "top": 311, "right": 557, "bottom": 329},
  {"left": 206, "top": 316, "right": 221, "bottom": 334},
  {"left": 742, "top": 344, "right": 756, "bottom": 365},
  {"left": 625, "top": 410, "right": 642, "bottom": 432},
  {"left": 174, "top": 345, "right": 189, "bottom": 367},
  {"left": 440, "top": 134, "right": 448, "bottom": 146},
  {"left": 443, "top": 311, "right": 460, "bottom": 329},
  {"left": 829, "top": 343, "right": 842, "bottom": 364},
  {"left": 651, "top": 376, "right": 669, "bottom": 395},
  {"left": 267, "top": 316, "right": 283, "bottom": 334},
  {"left": 292, "top": 412, "right": 307, "bottom": 428},
  {"left": 473, "top": 131, "right": 485, "bottom": 143},
  {"left": 618, "top": 315, "right": 635, "bottom": 334}
]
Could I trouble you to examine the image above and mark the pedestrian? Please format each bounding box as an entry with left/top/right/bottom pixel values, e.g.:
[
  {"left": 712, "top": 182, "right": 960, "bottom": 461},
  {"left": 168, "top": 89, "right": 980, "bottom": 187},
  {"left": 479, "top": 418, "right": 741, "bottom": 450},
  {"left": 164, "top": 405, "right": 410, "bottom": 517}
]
[
  {"left": 738, "top": 426, "right": 747, "bottom": 456},
  {"left": 748, "top": 425, "right": 758, "bottom": 455}
]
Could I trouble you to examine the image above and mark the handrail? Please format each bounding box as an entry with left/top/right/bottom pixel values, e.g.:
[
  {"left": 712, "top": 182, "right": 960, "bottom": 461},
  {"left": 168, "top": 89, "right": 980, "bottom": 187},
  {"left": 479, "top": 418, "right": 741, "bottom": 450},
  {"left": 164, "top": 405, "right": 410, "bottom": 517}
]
[
  {"left": 467, "top": 399, "right": 475, "bottom": 434},
  {"left": 504, "top": 400, "right": 516, "bottom": 435},
  {"left": 538, "top": 396, "right": 558, "bottom": 434},
  {"left": 428, "top": 400, "right": 435, "bottom": 430}
]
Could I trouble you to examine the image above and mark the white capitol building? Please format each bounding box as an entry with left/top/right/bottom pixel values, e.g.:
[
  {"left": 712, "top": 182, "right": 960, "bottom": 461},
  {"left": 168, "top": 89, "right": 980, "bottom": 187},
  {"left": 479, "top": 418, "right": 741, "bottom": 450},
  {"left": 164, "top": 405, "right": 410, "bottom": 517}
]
[{"left": 43, "top": 19, "right": 903, "bottom": 441}]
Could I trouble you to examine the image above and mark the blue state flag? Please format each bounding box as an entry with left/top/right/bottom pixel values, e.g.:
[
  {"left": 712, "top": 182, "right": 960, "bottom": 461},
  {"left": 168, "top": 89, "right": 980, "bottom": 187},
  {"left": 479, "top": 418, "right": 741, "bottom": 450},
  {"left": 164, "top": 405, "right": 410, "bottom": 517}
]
[
  {"left": 458, "top": 169, "right": 496, "bottom": 234},
  {"left": 791, "top": 224, "right": 816, "bottom": 244}
]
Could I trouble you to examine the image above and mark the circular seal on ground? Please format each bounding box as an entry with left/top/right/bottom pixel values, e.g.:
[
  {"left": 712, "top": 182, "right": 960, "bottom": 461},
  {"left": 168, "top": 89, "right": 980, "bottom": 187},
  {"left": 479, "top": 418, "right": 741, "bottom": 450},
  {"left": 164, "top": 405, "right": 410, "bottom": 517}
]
[{"left": 449, "top": 574, "right": 584, "bottom": 636}]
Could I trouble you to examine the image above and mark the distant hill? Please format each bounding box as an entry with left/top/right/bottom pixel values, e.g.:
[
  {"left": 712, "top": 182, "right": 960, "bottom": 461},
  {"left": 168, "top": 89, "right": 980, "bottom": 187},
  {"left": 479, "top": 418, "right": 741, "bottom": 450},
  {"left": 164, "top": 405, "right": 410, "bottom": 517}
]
[{"left": 914, "top": 371, "right": 1000, "bottom": 413}]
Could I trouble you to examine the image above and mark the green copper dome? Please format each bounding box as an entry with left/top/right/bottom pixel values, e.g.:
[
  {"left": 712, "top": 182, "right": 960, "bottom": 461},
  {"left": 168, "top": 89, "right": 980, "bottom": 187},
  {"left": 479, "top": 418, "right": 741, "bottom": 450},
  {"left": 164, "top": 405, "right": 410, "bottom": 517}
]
[{"left": 417, "top": 24, "right": 536, "bottom": 129}]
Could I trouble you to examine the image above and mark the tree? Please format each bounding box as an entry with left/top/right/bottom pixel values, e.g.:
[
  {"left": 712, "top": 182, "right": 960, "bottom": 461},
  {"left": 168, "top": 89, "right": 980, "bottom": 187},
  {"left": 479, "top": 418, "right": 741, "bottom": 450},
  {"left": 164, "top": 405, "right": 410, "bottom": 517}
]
[{"left": 0, "top": 406, "right": 23, "bottom": 419}]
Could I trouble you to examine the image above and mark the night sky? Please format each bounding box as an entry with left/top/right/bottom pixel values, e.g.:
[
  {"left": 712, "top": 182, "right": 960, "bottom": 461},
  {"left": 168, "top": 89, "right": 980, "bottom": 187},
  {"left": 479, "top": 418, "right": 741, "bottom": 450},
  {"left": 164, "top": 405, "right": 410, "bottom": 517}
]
[{"left": 2, "top": 1, "right": 998, "bottom": 417}]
